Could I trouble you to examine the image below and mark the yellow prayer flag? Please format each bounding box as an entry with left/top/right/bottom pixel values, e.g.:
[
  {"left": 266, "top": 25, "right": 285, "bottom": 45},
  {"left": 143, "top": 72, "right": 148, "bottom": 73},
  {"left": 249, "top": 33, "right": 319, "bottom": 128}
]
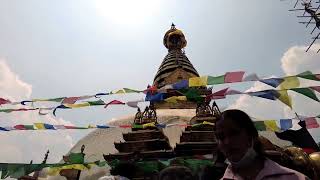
[
  {"left": 264, "top": 120, "right": 280, "bottom": 132},
  {"left": 280, "top": 76, "right": 300, "bottom": 90},
  {"left": 64, "top": 102, "right": 90, "bottom": 108},
  {"left": 115, "top": 89, "right": 125, "bottom": 94},
  {"left": 142, "top": 122, "right": 156, "bottom": 128},
  {"left": 34, "top": 123, "right": 45, "bottom": 130},
  {"left": 203, "top": 121, "right": 215, "bottom": 126},
  {"left": 165, "top": 96, "right": 187, "bottom": 103},
  {"left": 189, "top": 76, "right": 208, "bottom": 87},
  {"left": 277, "top": 90, "right": 292, "bottom": 109},
  {"left": 88, "top": 124, "right": 96, "bottom": 128},
  {"left": 47, "top": 167, "right": 60, "bottom": 176}
]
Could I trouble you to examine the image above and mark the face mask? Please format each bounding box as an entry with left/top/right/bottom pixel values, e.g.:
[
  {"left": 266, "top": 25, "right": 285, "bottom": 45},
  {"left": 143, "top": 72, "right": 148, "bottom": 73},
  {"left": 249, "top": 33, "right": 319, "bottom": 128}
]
[{"left": 229, "top": 140, "right": 257, "bottom": 169}]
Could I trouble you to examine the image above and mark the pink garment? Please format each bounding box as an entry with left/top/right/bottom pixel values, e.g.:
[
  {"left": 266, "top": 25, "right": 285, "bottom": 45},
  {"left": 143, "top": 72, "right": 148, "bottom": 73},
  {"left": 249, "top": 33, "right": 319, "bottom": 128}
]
[{"left": 221, "top": 159, "right": 308, "bottom": 180}]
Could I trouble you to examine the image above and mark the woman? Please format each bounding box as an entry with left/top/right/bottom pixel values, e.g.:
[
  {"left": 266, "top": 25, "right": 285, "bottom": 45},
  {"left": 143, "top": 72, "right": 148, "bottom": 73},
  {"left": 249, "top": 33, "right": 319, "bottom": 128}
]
[{"left": 215, "top": 109, "right": 309, "bottom": 180}]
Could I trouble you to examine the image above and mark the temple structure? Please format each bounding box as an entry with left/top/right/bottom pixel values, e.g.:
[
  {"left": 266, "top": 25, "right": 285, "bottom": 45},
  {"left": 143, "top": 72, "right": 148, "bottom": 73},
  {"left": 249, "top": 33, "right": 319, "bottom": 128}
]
[{"left": 103, "top": 24, "right": 220, "bottom": 179}]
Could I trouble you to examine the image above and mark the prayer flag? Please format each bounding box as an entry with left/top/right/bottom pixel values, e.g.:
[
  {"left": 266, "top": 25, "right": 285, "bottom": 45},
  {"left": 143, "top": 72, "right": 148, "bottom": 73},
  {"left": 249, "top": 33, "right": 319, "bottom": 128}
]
[
  {"left": 87, "top": 100, "right": 105, "bottom": 106},
  {"left": 311, "top": 86, "right": 320, "bottom": 93},
  {"left": 53, "top": 125, "right": 66, "bottom": 129},
  {"left": 62, "top": 97, "right": 80, "bottom": 104},
  {"left": 291, "top": 88, "right": 319, "bottom": 102},
  {"left": 145, "top": 93, "right": 165, "bottom": 102},
  {"left": 0, "top": 98, "right": 11, "bottom": 105},
  {"left": 34, "top": 123, "right": 45, "bottom": 130},
  {"left": 254, "top": 121, "right": 266, "bottom": 131},
  {"left": 156, "top": 123, "right": 166, "bottom": 128},
  {"left": 248, "top": 90, "right": 279, "bottom": 100},
  {"left": 97, "top": 125, "right": 110, "bottom": 129},
  {"left": 119, "top": 125, "right": 132, "bottom": 128},
  {"left": 133, "top": 124, "right": 143, "bottom": 129},
  {"left": 24, "top": 125, "right": 35, "bottom": 130},
  {"left": 165, "top": 96, "right": 187, "bottom": 103},
  {"left": 280, "top": 119, "right": 293, "bottom": 130},
  {"left": 297, "top": 71, "right": 319, "bottom": 81},
  {"left": 280, "top": 76, "right": 300, "bottom": 89},
  {"left": 277, "top": 90, "right": 292, "bottom": 108},
  {"left": 63, "top": 153, "right": 84, "bottom": 164},
  {"left": 242, "top": 73, "right": 260, "bottom": 81},
  {"left": 143, "top": 122, "right": 156, "bottom": 128},
  {"left": 123, "top": 88, "right": 141, "bottom": 93},
  {"left": 104, "top": 100, "right": 125, "bottom": 108},
  {"left": 207, "top": 88, "right": 228, "bottom": 100},
  {"left": 264, "top": 120, "right": 280, "bottom": 132},
  {"left": 44, "top": 124, "right": 55, "bottom": 130},
  {"left": 225, "top": 89, "right": 242, "bottom": 95},
  {"left": 259, "top": 78, "right": 284, "bottom": 88},
  {"left": 207, "top": 75, "right": 224, "bottom": 85},
  {"left": 305, "top": 117, "right": 320, "bottom": 129},
  {"left": 14, "top": 125, "right": 26, "bottom": 130},
  {"left": 189, "top": 76, "right": 208, "bottom": 87},
  {"left": 224, "top": 71, "right": 245, "bottom": 83},
  {"left": 173, "top": 80, "right": 189, "bottom": 89},
  {"left": 0, "top": 127, "right": 9, "bottom": 131},
  {"left": 64, "top": 102, "right": 90, "bottom": 108}
]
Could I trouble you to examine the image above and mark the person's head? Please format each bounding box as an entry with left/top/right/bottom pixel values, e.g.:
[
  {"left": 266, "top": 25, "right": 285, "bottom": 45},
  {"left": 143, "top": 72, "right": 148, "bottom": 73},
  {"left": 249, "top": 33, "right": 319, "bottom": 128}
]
[
  {"left": 215, "top": 109, "right": 262, "bottom": 165},
  {"left": 159, "top": 166, "right": 196, "bottom": 180},
  {"left": 110, "top": 161, "right": 136, "bottom": 179}
]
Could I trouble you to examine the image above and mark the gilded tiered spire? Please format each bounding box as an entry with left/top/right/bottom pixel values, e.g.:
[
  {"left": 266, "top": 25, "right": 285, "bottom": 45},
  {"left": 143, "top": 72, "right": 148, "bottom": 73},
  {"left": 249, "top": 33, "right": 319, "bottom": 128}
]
[{"left": 153, "top": 24, "right": 199, "bottom": 88}]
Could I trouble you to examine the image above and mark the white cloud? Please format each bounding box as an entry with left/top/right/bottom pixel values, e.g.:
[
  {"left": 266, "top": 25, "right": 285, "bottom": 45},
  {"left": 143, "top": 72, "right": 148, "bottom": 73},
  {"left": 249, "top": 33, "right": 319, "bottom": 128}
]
[
  {"left": 229, "top": 44, "right": 320, "bottom": 142},
  {"left": 281, "top": 44, "right": 320, "bottom": 75},
  {"left": 0, "top": 59, "right": 74, "bottom": 163}
]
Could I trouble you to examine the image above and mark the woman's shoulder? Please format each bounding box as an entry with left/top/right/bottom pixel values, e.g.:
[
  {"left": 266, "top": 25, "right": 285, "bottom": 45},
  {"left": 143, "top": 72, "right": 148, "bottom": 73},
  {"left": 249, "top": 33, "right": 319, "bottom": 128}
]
[{"left": 258, "top": 159, "right": 309, "bottom": 180}]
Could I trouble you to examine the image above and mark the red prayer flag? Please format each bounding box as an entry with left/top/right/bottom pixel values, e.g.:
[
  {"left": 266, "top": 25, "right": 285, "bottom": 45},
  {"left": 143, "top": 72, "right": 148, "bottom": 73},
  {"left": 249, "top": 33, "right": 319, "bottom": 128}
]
[
  {"left": 224, "top": 71, "right": 245, "bottom": 83},
  {"left": 0, "top": 98, "right": 11, "bottom": 105},
  {"left": 305, "top": 117, "right": 320, "bottom": 129},
  {"left": 14, "top": 125, "right": 26, "bottom": 130},
  {"left": 104, "top": 100, "right": 125, "bottom": 108},
  {"left": 119, "top": 125, "right": 132, "bottom": 128},
  {"left": 206, "top": 88, "right": 229, "bottom": 100},
  {"left": 311, "top": 86, "right": 320, "bottom": 93},
  {"left": 62, "top": 97, "right": 80, "bottom": 104},
  {"left": 302, "top": 147, "right": 317, "bottom": 154}
]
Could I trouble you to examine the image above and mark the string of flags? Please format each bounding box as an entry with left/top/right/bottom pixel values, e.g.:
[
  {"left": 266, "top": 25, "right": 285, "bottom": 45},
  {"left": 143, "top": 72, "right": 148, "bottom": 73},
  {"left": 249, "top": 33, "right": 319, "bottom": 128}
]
[
  {"left": 0, "top": 70, "right": 319, "bottom": 106},
  {"left": 0, "top": 85, "right": 319, "bottom": 116},
  {"left": 0, "top": 121, "right": 214, "bottom": 132},
  {"left": 0, "top": 155, "right": 214, "bottom": 179},
  {"left": 0, "top": 115, "right": 319, "bottom": 132}
]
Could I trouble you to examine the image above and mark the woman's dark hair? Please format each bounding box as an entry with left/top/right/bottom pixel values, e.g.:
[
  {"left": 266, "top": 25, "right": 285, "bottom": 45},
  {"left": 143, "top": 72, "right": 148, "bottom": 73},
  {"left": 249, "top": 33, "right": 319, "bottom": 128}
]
[
  {"left": 218, "top": 109, "right": 258, "bottom": 138},
  {"left": 216, "top": 109, "right": 264, "bottom": 157}
]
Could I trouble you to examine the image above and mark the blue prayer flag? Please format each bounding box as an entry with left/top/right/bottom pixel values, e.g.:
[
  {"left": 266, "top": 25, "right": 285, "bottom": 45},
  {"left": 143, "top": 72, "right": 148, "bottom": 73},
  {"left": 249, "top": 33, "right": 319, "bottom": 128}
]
[{"left": 280, "top": 119, "right": 293, "bottom": 130}]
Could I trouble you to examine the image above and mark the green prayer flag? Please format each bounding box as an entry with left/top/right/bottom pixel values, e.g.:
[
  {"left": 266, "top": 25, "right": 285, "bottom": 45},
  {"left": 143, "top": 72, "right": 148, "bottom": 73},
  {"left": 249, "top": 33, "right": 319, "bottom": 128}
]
[
  {"left": 207, "top": 75, "right": 225, "bottom": 85},
  {"left": 87, "top": 100, "right": 105, "bottom": 106},
  {"left": 24, "top": 125, "right": 35, "bottom": 130},
  {"left": 133, "top": 124, "right": 143, "bottom": 129},
  {"left": 254, "top": 121, "right": 266, "bottom": 131},
  {"left": 64, "top": 153, "right": 84, "bottom": 164},
  {"left": 123, "top": 88, "right": 141, "bottom": 93},
  {"left": 48, "top": 97, "right": 65, "bottom": 102},
  {"left": 291, "top": 88, "right": 319, "bottom": 102},
  {"left": 0, "top": 109, "right": 13, "bottom": 113},
  {"left": 184, "top": 159, "right": 213, "bottom": 172},
  {"left": 180, "top": 89, "right": 204, "bottom": 103},
  {"left": 297, "top": 71, "right": 319, "bottom": 81}
]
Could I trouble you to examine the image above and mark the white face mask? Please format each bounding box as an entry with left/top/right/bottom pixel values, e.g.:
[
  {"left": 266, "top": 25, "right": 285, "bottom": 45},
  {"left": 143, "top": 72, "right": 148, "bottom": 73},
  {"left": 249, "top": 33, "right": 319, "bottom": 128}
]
[{"left": 229, "top": 140, "right": 257, "bottom": 168}]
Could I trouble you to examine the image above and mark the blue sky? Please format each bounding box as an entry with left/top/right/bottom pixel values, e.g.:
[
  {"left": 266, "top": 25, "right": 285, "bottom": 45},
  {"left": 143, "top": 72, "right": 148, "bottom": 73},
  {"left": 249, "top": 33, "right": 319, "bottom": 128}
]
[{"left": 0, "top": 0, "right": 320, "bottom": 163}]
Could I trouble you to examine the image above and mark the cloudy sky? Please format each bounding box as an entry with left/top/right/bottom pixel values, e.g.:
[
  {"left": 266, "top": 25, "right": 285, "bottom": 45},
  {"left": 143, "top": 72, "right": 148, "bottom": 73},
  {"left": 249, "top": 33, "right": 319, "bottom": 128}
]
[{"left": 0, "top": 0, "right": 320, "bottom": 163}]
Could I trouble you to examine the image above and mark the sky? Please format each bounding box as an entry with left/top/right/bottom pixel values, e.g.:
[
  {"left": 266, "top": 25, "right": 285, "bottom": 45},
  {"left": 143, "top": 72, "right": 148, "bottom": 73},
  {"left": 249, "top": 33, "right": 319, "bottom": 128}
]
[{"left": 0, "top": 0, "right": 320, "bottom": 164}]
